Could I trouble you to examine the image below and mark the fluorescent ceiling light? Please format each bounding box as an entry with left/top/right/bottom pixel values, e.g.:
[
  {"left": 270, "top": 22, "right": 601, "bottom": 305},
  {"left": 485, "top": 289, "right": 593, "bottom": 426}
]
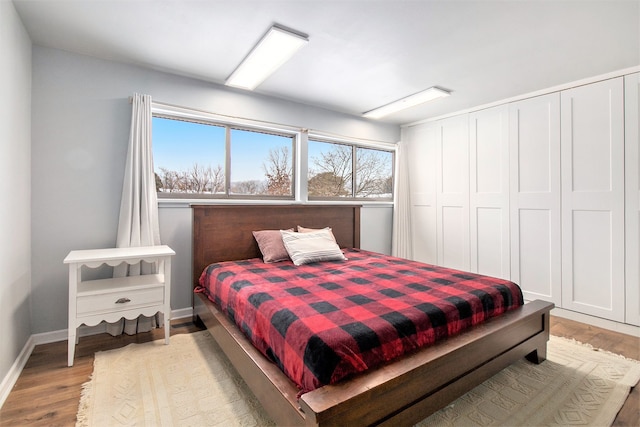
[
  {"left": 225, "top": 25, "right": 308, "bottom": 90},
  {"left": 363, "top": 87, "right": 451, "bottom": 119}
]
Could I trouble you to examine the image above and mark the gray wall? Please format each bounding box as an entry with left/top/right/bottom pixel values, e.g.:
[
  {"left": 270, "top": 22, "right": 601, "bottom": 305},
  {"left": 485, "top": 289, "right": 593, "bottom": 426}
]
[
  {"left": 0, "top": 1, "right": 32, "bottom": 390},
  {"left": 31, "top": 46, "right": 399, "bottom": 333}
]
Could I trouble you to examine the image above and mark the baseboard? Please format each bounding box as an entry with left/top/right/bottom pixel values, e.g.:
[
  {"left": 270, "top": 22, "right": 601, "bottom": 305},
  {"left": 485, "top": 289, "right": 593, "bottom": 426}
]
[
  {"left": 31, "top": 307, "right": 194, "bottom": 346},
  {"left": 171, "top": 307, "right": 193, "bottom": 321},
  {"left": 31, "top": 323, "right": 107, "bottom": 346},
  {"left": 0, "top": 335, "right": 34, "bottom": 410},
  {"left": 551, "top": 307, "right": 640, "bottom": 337},
  {"left": 0, "top": 307, "right": 194, "bottom": 409}
]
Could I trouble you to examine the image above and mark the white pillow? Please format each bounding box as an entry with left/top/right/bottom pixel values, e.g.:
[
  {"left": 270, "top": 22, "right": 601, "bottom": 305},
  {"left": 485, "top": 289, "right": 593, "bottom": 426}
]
[
  {"left": 281, "top": 229, "right": 347, "bottom": 266},
  {"left": 297, "top": 225, "right": 337, "bottom": 242}
]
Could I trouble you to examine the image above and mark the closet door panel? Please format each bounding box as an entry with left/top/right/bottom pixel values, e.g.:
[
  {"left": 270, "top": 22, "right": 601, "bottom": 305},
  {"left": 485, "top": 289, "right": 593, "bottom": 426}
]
[
  {"left": 405, "top": 124, "right": 438, "bottom": 264},
  {"left": 571, "top": 210, "right": 613, "bottom": 306},
  {"left": 441, "top": 123, "right": 466, "bottom": 195},
  {"left": 476, "top": 207, "right": 505, "bottom": 278},
  {"left": 509, "top": 93, "right": 561, "bottom": 305},
  {"left": 518, "top": 209, "right": 553, "bottom": 297},
  {"left": 470, "top": 106, "right": 510, "bottom": 279},
  {"left": 437, "top": 115, "right": 470, "bottom": 270},
  {"left": 517, "top": 110, "right": 552, "bottom": 193},
  {"left": 625, "top": 73, "right": 639, "bottom": 326},
  {"left": 561, "top": 77, "right": 625, "bottom": 321},
  {"left": 475, "top": 122, "right": 502, "bottom": 194},
  {"left": 569, "top": 89, "right": 614, "bottom": 192},
  {"left": 412, "top": 206, "right": 437, "bottom": 264},
  {"left": 441, "top": 206, "right": 467, "bottom": 270}
]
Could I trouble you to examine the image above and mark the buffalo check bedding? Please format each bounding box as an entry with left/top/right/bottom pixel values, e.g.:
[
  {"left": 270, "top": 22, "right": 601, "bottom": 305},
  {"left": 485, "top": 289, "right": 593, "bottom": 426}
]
[{"left": 195, "top": 248, "right": 524, "bottom": 394}]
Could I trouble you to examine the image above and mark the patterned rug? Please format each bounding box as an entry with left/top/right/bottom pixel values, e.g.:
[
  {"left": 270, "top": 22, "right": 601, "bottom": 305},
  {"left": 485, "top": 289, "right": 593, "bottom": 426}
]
[{"left": 76, "top": 331, "right": 640, "bottom": 427}]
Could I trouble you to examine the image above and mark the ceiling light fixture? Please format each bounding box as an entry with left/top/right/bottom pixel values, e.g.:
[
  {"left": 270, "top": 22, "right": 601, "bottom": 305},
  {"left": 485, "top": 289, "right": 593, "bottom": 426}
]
[
  {"left": 225, "top": 25, "right": 308, "bottom": 91},
  {"left": 363, "top": 87, "right": 451, "bottom": 119}
]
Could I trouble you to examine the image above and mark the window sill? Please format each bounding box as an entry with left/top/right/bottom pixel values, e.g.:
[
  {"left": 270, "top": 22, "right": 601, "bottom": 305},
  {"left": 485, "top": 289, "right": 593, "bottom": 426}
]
[{"left": 157, "top": 199, "right": 393, "bottom": 208}]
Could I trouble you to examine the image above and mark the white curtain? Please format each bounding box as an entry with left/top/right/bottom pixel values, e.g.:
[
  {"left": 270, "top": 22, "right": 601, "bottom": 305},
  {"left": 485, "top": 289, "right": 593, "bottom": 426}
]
[
  {"left": 106, "top": 93, "right": 162, "bottom": 336},
  {"left": 392, "top": 139, "right": 413, "bottom": 259}
]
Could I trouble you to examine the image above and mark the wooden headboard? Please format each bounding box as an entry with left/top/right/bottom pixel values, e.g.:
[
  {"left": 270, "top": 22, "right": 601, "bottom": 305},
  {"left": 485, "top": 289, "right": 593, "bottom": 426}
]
[{"left": 192, "top": 204, "right": 361, "bottom": 288}]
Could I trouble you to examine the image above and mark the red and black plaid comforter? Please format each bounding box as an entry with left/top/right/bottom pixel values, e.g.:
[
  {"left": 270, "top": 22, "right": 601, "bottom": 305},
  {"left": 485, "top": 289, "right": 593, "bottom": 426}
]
[{"left": 196, "top": 249, "right": 523, "bottom": 393}]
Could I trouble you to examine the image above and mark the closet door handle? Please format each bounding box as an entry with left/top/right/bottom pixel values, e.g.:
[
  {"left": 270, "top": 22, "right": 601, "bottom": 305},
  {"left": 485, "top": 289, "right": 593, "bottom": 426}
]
[{"left": 115, "top": 297, "right": 131, "bottom": 304}]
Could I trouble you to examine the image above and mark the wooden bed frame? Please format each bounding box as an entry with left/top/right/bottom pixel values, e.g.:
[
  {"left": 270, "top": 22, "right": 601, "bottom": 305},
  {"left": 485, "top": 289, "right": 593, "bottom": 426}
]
[{"left": 192, "top": 204, "right": 554, "bottom": 426}]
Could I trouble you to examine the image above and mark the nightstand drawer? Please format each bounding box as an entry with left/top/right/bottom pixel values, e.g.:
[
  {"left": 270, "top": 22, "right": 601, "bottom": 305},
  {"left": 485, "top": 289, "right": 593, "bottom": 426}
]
[{"left": 77, "top": 286, "right": 164, "bottom": 316}]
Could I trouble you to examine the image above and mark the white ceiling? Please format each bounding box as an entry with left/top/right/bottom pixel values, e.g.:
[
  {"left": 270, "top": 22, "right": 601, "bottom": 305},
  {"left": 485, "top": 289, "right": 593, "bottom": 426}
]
[{"left": 12, "top": 0, "right": 640, "bottom": 124}]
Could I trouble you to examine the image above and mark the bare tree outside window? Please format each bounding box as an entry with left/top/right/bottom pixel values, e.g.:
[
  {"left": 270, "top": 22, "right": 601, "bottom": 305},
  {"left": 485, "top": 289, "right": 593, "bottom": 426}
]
[
  {"left": 156, "top": 164, "right": 225, "bottom": 194},
  {"left": 152, "top": 116, "right": 394, "bottom": 201},
  {"left": 263, "top": 146, "right": 293, "bottom": 196},
  {"left": 230, "top": 180, "right": 265, "bottom": 194},
  {"left": 230, "top": 128, "right": 294, "bottom": 197},
  {"left": 355, "top": 147, "right": 393, "bottom": 198},
  {"left": 308, "top": 140, "right": 393, "bottom": 199},
  {"left": 308, "top": 143, "right": 352, "bottom": 197},
  {"left": 153, "top": 117, "right": 295, "bottom": 198}
]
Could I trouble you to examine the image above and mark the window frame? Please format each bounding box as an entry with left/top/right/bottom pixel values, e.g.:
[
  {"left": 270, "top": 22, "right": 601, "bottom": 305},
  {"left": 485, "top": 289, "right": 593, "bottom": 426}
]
[
  {"left": 307, "top": 136, "right": 396, "bottom": 202},
  {"left": 153, "top": 113, "right": 298, "bottom": 201}
]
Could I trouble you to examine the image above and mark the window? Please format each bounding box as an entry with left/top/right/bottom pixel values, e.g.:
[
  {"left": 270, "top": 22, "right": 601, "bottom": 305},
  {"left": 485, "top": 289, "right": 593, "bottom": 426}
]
[
  {"left": 308, "top": 139, "right": 394, "bottom": 200},
  {"left": 229, "top": 128, "right": 293, "bottom": 196},
  {"left": 153, "top": 116, "right": 295, "bottom": 199},
  {"left": 153, "top": 117, "right": 226, "bottom": 195}
]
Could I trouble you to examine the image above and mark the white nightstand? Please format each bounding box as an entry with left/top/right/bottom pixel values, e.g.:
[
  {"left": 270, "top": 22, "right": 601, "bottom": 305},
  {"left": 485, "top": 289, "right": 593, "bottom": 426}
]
[{"left": 64, "top": 245, "right": 175, "bottom": 366}]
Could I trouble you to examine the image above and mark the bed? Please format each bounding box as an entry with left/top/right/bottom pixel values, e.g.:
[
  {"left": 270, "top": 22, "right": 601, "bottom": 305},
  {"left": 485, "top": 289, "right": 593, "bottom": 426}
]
[{"left": 192, "top": 204, "right": 554, "bottom": 426}]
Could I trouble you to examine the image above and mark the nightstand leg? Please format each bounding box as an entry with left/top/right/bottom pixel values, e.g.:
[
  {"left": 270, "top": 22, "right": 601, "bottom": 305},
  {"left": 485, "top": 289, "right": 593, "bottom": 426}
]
[
  {"left": 68, "top": 329, "right": 76, "bottom": 367},
  {"left": 164, "top": 315, "right": 170, "bottom": 344}
]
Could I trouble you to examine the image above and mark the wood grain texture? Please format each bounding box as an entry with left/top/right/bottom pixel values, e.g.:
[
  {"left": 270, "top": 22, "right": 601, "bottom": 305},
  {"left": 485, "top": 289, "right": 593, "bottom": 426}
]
[{"left": 192, "top": 204, "right": 361, "bottom": 288}]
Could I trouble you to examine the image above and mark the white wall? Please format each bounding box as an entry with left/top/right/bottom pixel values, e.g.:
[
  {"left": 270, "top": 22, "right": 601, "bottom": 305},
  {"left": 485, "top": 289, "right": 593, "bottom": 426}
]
[
  {"left": 0, "top": 0, "right": 32, "bottom": 391},
  {"left": 360, "top": 205, "right": 393, "bottom": 255},
  {"left": 30, "top": 46, "right": 399, "bottom": 333}
]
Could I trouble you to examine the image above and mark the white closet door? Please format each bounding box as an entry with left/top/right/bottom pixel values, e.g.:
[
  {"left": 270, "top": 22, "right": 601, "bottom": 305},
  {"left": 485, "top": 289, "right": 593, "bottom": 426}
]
[
  {"left": 561, "top": 77, "right": 625, "bottom": 321},
  {"left": 436, "top": 115, "right": 470, "bottom": 271},
  {"left": 625, "top": 73, "right": 639, "bottom": 326},
  {"left": 509, "top": 93, "right": 561, "bottom": 305},
  {"left": 405, "top": 123, "right": 438, "bottom": 264},
  {"left": 469, "top": 105, "right": 510, "bottom": 279}
]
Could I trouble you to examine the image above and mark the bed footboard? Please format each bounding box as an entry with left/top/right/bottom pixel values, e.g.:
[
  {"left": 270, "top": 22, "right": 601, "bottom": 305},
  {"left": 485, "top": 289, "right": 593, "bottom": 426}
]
[{"left": 195, "top": 294, "right": 554, "bottom": 427}]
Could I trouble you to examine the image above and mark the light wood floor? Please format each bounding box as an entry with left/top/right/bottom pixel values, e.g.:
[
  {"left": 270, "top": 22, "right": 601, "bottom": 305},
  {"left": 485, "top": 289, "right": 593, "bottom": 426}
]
[{"left": 0, "top": 316, "right": 638, "bottom": 426}]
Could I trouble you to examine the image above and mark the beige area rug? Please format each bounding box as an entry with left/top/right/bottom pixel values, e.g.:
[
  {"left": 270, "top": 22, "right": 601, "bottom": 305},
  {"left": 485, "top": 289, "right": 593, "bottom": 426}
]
[{"left": 77, "top": 332, "right": 640, "bottom": 427}]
